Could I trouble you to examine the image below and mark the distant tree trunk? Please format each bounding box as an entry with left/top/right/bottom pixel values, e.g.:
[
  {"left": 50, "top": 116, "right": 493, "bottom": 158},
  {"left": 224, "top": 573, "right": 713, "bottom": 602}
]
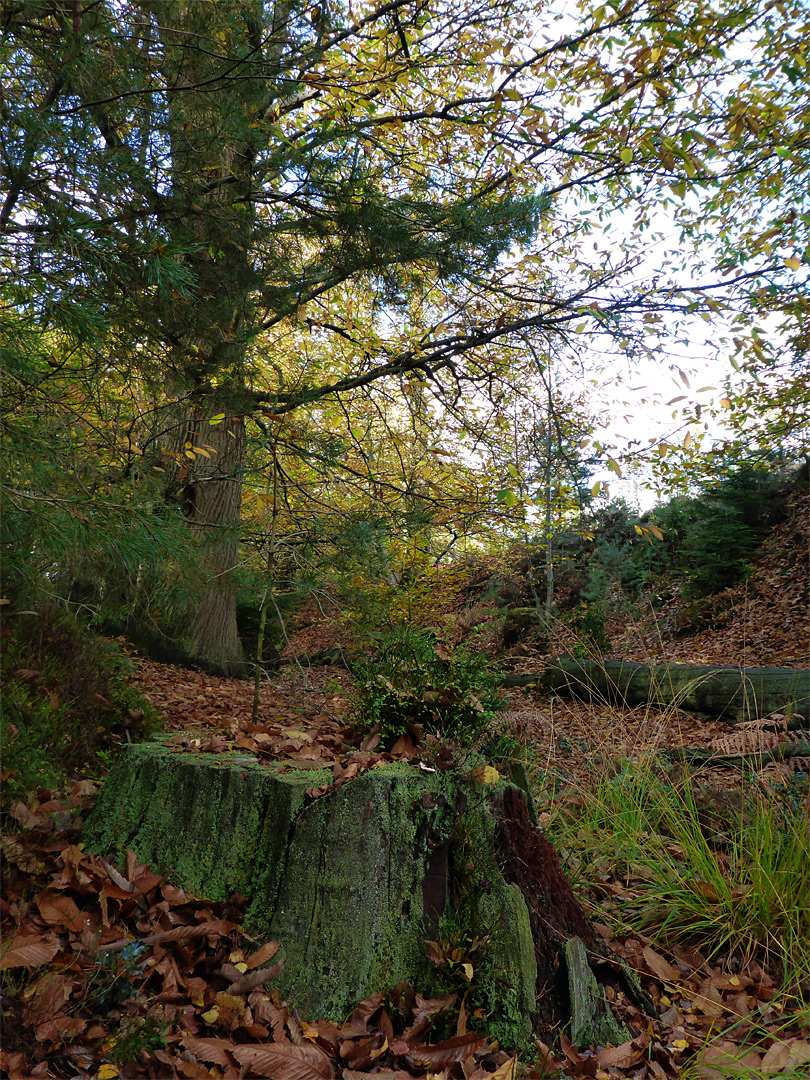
[
  {"left": 544, "top": 383, "right": 555, "bottom": 615},
  {"left": 184, "top": 407, "right": 247, "bottom": 676},
  {"left": 253, "top": 457, "right": 279, "bottom": 718},
  {"left": 148, "top": 0, "right": 274, "bottom": 673}
]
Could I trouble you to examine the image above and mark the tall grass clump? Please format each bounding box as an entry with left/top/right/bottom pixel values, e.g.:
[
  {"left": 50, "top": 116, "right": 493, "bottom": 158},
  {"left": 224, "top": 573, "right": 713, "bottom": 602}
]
[{"left": 548, "top": 757, "right": 810, "bottom": 987}]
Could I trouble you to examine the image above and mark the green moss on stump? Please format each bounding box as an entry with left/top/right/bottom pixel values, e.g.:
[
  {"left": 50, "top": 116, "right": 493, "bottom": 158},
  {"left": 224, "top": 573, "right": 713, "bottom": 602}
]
[
  {"left": 82, "top": 744, "right": 536, "bottom": 1041},
  {"left": 565, "top": 936, "right": 628, "bottom": 1048},
  {"left": 82, "top": 742, "right": 320, "bottom": 904}
]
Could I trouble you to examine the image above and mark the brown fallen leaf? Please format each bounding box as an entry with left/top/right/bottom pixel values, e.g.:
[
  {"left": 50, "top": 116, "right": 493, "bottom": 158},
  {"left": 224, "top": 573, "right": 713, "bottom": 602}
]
[
  {"left": 35, "top": 888, "right": 84, "bottom": 931},
  {"left": 10, "top": 801, "right": 42, "bottom": 828},
  {"left": 690, "top": 879, "right": 721, "bottom": 903},
  {"left": 488, "top": 1058, "right": 519, "bottom": 1079},
  {"left": 176, "top": 1063, "right": 212, "bottom": 1078},
  {"left": 35, "top": 1014, "right": 87, "bottom": 1044},
  {"left": 0, "top": 1051, "right": 30, "bottom": 1080},
  {"left": 182, "top": 1036, "right": 237, "bottom": 1067},
  {"left": 695, "top": 981, "right": 724, "bottom": 1018},
  {"left": 390, "top": 732, "right": 415, "bottom": 756},
  {"left": 457, "top": 994, "right": 468, "bottom": 1037},
  {"left": 97, "top": 918, "right": 239, "bottom": 953},
  {"left": 696, "top": 1037, "right": 762, "bottom": 1079},
  {"left": 643, "top": 945, "right": 679, "bottom": 984},
  {"left": 21, "top": 971, "right": 72, "bottom": 1029},
  {"left": 534, "top": 1038, "right": 566, "bottom": 1073},
  {"left": 403, "top": 1032, "right": 488, "bottom": 1069},
  {"left": 340, "top": 1032, "right": 389, "bottom": 1071},
  {"left": 161, "top": 883, "right": 190, "bottom": 904},
  {"left": 231, "top": 1040, "right": 334, "bottom": 1079},
  {"left": 245, "top": 940, "right": 280, "bottom": 969},
  {"left": 0, "top": 931, "right": 60, "bottom": 970},
  {"left": 400, "top": 991, "right": 457, "bottom": 1044},
  {"left": 761, "top": 1037, "right": 810, "bottom": 1073},
  {"left": 224, "top": 958, "right": 285, "bottom": 995},
  {"left": 342, "top": 989, "right": 386, "bottom": 1033},
  {"left": 596, "top": 1034, "right": 649, "bottom": 1070},
  {"left": 341, "top": 1073, "right": 409, "bottom": 1080},
  {"left": 250, "top": 996, "right": 292, "bottom": 1043}
]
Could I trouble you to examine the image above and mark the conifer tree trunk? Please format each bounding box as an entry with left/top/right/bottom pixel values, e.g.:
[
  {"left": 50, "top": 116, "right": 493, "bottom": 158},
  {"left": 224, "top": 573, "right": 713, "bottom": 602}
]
[
  {"left": 185, "top": 409, "right": 247, "bottom": 675},
  {"left": 150, "top": 0, "right": 272, "bottom": 673}
]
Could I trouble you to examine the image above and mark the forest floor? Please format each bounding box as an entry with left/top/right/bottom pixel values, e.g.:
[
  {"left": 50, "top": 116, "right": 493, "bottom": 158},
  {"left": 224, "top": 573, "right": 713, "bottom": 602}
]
[
  {"left": 2, "top": 497, "right": 808, "bottom": 1079},
  {"left": 4, "top": 642, "right": 808, "bottom": 1078}
]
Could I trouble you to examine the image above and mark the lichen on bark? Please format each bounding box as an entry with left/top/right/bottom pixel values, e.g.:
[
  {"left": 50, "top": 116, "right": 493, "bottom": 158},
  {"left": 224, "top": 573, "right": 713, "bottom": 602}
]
[{"left": 82, "top": 745, "right": 539, "bottom": 1041}]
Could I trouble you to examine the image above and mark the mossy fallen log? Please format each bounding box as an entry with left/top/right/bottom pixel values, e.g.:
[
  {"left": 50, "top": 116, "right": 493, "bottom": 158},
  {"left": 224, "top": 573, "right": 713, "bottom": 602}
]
[
  {"left": 82, "top": 742, "right": 632, "bottom": 1047},
  {"left": 664, "top": 741, "right": 810, "bottom": 769},
  {"left": 506, "top": 660, "right": 810, "bottom": 722}
]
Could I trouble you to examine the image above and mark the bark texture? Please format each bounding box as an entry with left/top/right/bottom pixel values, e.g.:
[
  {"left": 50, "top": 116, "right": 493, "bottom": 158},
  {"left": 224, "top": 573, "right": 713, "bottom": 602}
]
[
  {"left": 148, "top": 1, "right": 269, "bottom": 675},
  {"left": 82, "top": 742, "right": 619, "bottom": 1046},
  {"left": 185, "top": 409, "right": 248, "bottom": 676},
  {"left": 504, "top": 660, "right": 810, "bottom": 722}
]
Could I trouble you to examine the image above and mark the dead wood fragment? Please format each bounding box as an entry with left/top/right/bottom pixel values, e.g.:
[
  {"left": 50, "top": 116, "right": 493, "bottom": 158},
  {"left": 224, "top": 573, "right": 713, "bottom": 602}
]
[
  {"left": 664, "top": 741, "right": 810, "bottom": 769},
  {"left": 566, "top": 936, "right": 629, "bottom": 1048}
]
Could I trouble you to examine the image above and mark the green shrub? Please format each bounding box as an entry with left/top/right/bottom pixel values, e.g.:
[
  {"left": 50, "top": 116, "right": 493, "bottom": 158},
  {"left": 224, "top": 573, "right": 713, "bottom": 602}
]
[
  {"left": 570, "top": 602, "right": 612, "bottom": 656},
  {"left": 108, "top": 1014, "right": 167, "bottom": 1065},
  {"left": 0, "top": 610, "right": 158, "bottom": 807},
  {"left": 352, "top": 626, "right": 502, "bottom": 746}
]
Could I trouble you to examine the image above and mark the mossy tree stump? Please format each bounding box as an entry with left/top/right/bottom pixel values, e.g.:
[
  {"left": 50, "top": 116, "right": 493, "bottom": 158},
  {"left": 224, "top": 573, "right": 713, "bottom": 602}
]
[{"left": 83, "top": 741, "right": 627, "bottom": 1047}]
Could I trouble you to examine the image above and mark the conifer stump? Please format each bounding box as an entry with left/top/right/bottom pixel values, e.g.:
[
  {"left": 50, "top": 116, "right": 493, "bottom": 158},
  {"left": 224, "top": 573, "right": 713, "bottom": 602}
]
[{"left": 83, "top": 741, "right": 625, "bottom": 1046}]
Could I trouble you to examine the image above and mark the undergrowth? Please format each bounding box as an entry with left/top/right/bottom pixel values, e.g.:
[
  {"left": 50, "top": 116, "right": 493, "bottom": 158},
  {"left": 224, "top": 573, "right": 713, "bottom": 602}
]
[
  {"left": 351, "top": 625, "right": 503, "bottom": 747},
  {"left": 543, "top": 756, "right": 810, "bottom": 999},
  {"left": 0, "top": 609, "right": 158, "bottom": 807}
]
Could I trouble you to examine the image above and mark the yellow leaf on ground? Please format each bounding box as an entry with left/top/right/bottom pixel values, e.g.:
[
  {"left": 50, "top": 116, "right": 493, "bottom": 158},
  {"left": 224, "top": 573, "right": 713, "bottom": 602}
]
[
  {"left": 470, "top": 766, "right": 500, "bottom": 785},
  {"left": 282, "top": 728, "right": 312, "bottom": 741},
  {"left": 490, "top": 1057, "right": 518, "bottom": 1079}
]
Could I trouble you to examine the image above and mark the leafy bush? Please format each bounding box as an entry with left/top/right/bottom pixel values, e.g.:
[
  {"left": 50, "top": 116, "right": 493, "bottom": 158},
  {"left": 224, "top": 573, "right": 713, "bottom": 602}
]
[
  {"left": 352, "top": 626, "right": 502, "bottom": 746},
  {"left": 0, "top": 610, "right": 158, "bottom": 807},
  {"left": 570, "top": 603, "right": 612, "bottom": 656}
]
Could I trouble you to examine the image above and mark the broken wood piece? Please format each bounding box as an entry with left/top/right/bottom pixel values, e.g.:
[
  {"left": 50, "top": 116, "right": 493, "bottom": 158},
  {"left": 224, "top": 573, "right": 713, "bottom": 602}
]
[{"left": 565, "top": 936, "right": 629, "bottom": 1049}]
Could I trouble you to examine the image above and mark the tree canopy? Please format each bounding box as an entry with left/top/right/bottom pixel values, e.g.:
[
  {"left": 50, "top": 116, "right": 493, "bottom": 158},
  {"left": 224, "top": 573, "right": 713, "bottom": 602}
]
[{"left": 2, "top": 0, "right": 807, "bottom": 670}]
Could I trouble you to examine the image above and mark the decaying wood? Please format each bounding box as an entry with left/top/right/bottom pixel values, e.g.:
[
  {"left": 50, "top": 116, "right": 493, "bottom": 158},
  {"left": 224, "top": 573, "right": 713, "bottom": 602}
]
[
  {"left": 664, "top": 741, "right": 810, "bottom": 769},
  {"left": 565, "top": 936, "right": 629, "bottom": 1048},
  {"left": 82, "top": 742, "right": 643, "bottom": 1047},
  {"left": 509, "top": 659, "right": 809, "bottom": 723}
]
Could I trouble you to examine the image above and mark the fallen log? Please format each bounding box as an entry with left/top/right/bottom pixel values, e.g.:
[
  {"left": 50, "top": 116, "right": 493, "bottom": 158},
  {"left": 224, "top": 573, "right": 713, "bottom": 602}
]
[
  {"left": 664, "top": 741, "right": 810, "bottom": 769},
  {"left": 508, "top": 659, "right": 810, "bottom": 722}
]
